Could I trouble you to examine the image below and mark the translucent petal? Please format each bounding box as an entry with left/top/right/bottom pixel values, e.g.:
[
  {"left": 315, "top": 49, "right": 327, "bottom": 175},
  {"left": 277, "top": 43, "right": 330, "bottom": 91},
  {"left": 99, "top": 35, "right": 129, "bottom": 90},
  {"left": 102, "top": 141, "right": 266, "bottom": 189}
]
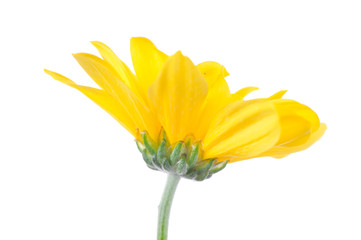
[
  {"left": 268, "top": 90, "right": 287, "bottom": 100},
  {"left": 230, "top": 87, "right": 259, "bottom": 101},
  {"left": 197, "top": 61, "right": 229, "bottom": 87},
  {"left": 203, "top": 100, "right": 280, "bottom": 159},
  {"left": 195, "top": 61, "right": 231, "bottom": 139},
  {"left": 44, "top": 69, "right": 138, "bottom": 137},
  {"left": 70, "top": 53, "right": 160, "bottom": 139},
  {"left": 262, "top": 123, "right": 327, "bottom": 158},
  {"left": 148, "top": 51, "right": 208, "bottom": 145},
  {"left": 272, "top": 99, "right": 320, "bottom": 147},
  {"left": 72, "top": 53, "right": 126, "bottom": 97},
  {"left": 215, "top": 127, "right": 281, "bottom": 163},
  {"left": 91, "top": 41, "right": 137, "bottom": 91},
  {"left": 130, "top": 37, "right": 168, "bottom": 101}
]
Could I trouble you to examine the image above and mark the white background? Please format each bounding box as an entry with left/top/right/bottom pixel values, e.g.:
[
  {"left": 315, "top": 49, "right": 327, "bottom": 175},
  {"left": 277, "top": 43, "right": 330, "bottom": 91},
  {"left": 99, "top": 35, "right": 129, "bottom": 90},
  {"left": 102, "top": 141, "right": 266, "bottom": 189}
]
[{"left": 1, "top": 0, "right": 360, "bottom": 239}]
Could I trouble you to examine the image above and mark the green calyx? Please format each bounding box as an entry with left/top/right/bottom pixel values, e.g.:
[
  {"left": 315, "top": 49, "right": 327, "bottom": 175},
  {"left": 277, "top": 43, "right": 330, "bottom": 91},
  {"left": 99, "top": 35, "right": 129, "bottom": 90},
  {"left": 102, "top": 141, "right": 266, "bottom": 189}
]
[{"left": 136, "top": 131, "right": 228, "bottom": 181}]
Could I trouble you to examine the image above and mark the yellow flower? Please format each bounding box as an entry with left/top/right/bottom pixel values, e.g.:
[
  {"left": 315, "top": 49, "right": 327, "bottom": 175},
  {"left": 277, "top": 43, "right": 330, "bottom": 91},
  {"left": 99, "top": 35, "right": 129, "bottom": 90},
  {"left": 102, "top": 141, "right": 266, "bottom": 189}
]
[{"left": 45, "top": 37, "right": 326, "bottom": 179}]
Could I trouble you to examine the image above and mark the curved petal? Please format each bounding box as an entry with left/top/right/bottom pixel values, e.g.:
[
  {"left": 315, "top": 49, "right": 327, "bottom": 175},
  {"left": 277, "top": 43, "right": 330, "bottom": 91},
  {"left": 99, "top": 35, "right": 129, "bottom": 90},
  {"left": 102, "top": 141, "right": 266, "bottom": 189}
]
[
  {"left": 215, "top": 125, "right": 281, "bottom": 163},
  {"left": 71, "top": 53, "right": 161, "bottom": 140},
  {"left": 91, "top": 41, "right": 137, "bottom": 91},
  {"left": 72, "top": 52, "right": 126, "bottom": 97},
  {"left": 230, "top": 87, "right": 259, "bottom": 102},
  {"left": 148, "top": 51, "right": 208, "bottom": 144},
  {"left": 197, "top": 61, "right": 229, "bottom": 87},
  {"left": 195, "top": 61, "right": 231, "bottom": 139},
  {"left": 203, "top": 100, "right": 280, "bottom": 160},
  {"left": 257, "top": 99, "right": 325, "bottom": 158},
  {"left": 44, "top": 69, "right": 138, "bottom": 137},
  {"left": 268, "top": 90, "right": 287, "bottom": 100},
  {"left": 261, "top": 123, "right": 327, "bottom": 158},
  {"left": 272, "top": 99, "right": 320, "bottom": 147},
  {"left": 130, "top": 37, "right": 168, "bottom": 101}
]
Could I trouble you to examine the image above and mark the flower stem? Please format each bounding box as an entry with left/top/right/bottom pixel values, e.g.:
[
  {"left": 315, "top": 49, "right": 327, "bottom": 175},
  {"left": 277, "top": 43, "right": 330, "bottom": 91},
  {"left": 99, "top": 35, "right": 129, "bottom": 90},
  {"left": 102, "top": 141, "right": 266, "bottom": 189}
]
[{"left": 158, "top": 174, "right": 181, "bottom": 240}]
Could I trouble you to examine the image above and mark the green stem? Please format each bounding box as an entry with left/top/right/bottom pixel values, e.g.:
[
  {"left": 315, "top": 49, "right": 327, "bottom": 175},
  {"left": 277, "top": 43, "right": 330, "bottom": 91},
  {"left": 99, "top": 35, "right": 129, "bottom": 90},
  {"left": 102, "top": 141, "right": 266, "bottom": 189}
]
[{"left": 157, "top": 174, "right": 181, "bottom": 240}]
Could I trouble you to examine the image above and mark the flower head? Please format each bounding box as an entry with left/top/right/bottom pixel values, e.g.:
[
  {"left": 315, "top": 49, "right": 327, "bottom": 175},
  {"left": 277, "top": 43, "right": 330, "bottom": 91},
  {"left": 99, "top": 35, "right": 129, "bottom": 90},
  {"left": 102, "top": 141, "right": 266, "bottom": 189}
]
[{"left": 45, "top": 37, "right": 326, "bottom": 180}]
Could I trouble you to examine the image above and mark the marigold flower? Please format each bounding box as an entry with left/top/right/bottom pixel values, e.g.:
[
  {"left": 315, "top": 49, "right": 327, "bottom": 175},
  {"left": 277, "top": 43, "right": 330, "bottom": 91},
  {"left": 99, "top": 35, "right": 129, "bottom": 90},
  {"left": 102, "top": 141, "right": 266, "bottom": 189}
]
[{"left": 45, "top": 37, "right": 326, "bottom": 240}]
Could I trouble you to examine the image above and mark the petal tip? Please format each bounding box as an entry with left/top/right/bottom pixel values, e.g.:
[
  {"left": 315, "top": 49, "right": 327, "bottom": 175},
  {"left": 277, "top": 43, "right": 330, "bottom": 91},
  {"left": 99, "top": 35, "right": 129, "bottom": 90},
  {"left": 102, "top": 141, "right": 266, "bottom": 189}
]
[
  {"left": 43, "top": 69, "right": 75, "bottom": 86},
  {"left": 90, "top": 41, "right": 102, "bottom": 46},
  {"left": 167, "top": 51, "right": 187, "bottom": 62},
  {"left": 130, "top": 37, "right": 153, "bottom": 45},
  {"left": 72, "top": 52, "right": 97, "bottom": 62},
  {"left": 44, "top": 69, "right": 58, "bottom": 77},
  {"left": 223, "top": 67, "right": 230, "bottom": 77},
  {"left": 174, "top": 50, "right": 184, "bottom": 56},
  {"left": 269, "top": 90, "right": 288, "bottom": 100},
  {"left": 72, "top": 53, "right": 84, "bottom": 62}
]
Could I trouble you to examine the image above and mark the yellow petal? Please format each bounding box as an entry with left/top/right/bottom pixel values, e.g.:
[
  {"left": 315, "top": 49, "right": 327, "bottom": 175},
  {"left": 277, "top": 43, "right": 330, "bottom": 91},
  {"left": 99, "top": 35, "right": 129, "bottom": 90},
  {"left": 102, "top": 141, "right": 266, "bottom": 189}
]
[
  {"left": 195, "top": 61, "right": 231, "bottom": 139},
  {"left": 258, "top": 99, "right": 325, "bottom": 158},
  {"left": 91, "top": 41, "right": 137, "bottom": 92},
  {"left": 261, "top": 123, "right": 327, "bottom": 158},
  {"left": 65, "top": 53, "right": 160, "bottom": 140},
  {"left": 44, "top": 69, "right": 138, "bottom": 137},
  {"left": 130, "top": 37, "right": 168, "bottom": 101},
  {"left": 197, "top": 61, "right": 229, "bottom": 87},
  {"left": 72, "top": 53, "right": 125, "bottom": 96},
  {"left": 216, "top": 125, "right": 281, "bottom": 163},
  {"left": 268, "top": 90, "right": 287, "bottom": 100},
  {"left": 203, "top": 100, "right": 280, "bottom": 160},
  {"left": 148, "top": 51, "right": 208, "bottom": 144},
  {"left": 272, "top": 99, "right": 320, "bottom": 147},
  {"left": 277, "top": 115, "right": 311, "bottom": 147},
  {"left": 230, "top": 87, "right": 259, "bottom": 101}
]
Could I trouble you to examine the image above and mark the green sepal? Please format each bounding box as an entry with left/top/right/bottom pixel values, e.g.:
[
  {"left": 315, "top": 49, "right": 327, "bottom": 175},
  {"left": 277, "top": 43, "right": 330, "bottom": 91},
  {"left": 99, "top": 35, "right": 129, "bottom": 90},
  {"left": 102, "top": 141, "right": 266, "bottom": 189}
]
[
  {"left": 161, "top": 129, "right": 169, "bottom": 143},
  {"left": 136, "top": 131, "right": 228, "bottom": 181},
  {"left": 143, "top": 151, "right": 154, "bottom": 167},
  {"left": 175, "top": 156, "right": 188, "bottom": 175},
  {"left": 170, "top": 142, "right": 185, "bottom": 165},
  {"left": 135, "top": 140, "right": 146, "bottom": 152},
  {"left": 141, "top": 131, "right": 157, "bottom": 156},
  {"left": 194, "top": 171, "right": 210, "bottom": 181},
  {"left": 193, "top": 159, "right": 216, "bottom": 175},
  {"left": 136, "top": 140, "right": 157, "bottom": 170},
  {"left": 146, "top": 163, "right": 159, "bottom": 171},
  {"left": 187, "top": 143, "right": 200, "bottom": 168},
  {"left": 156, "top": 140, "right": 168, "bottom": 166},
  {"left": 209, "top": 160, "right": 229, "bottom": 174},
  {"left": 142, "top": 152, "right": 157, "bottom": 170}
]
